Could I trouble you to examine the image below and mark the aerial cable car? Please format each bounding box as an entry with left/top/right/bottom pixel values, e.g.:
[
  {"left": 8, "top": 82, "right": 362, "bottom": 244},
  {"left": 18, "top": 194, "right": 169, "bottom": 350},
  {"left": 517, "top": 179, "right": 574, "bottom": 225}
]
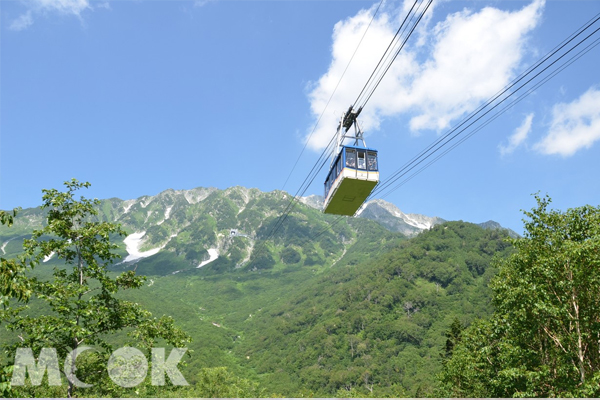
[{"left": 323, "top": 106, "right": 379, "bottom": 216}]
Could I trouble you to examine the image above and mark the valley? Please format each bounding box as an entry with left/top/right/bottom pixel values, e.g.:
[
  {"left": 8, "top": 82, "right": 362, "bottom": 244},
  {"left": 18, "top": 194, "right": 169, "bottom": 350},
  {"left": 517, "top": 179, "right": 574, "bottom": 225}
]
[{"left": 0, "top": 185, "right": 517, "bottom": 396}]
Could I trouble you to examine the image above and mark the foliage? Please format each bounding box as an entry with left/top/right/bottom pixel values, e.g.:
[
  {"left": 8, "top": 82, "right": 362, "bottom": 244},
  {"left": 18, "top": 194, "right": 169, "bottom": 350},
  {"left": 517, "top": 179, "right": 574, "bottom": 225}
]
[
  {"left": 1, "top": 183, "right": 528, "bottom": 397},
  {"left": 2, "top": 179, "right": 190, "bottom": 397},
  {"left": 237, "top": 221, "right": 513, "bottom": 396},
  {"left": 0, "top": 209, "right": 20, "bottom": 228},
  {"left": 280, "top": 247, "right": 301, "bottom": 264},
  {"left": 439, "top": 195, "right": 600, "bottom": 397},
  {"left": 0, "top": 207, "right": 30, "bottom": 304},
  {"left": 191, "top": 367, "right": 264, "bottom": 397},
  {"left": 443, "top": 317, "right": 463, "bottom": 359},
  {"left": 0, "top": 208, "right": 27, "bottom": 398}
]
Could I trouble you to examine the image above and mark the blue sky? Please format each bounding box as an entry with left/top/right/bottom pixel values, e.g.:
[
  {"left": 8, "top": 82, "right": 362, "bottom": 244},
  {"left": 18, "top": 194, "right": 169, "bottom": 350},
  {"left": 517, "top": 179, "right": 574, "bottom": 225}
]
[{"left": 1, "top": 0, "right": 599, "bottom": 234}]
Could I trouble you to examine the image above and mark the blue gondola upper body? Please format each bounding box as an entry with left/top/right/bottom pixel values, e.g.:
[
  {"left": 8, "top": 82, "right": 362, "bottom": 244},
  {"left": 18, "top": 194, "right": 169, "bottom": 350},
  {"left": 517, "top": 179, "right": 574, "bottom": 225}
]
[{"left": 323, "top": 145, "right": 379, "bottom": 216}]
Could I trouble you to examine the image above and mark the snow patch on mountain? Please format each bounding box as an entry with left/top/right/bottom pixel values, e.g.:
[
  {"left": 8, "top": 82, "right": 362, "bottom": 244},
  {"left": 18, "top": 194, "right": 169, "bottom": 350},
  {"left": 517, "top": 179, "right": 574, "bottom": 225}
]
[
  {"left": 1, "top": 237, "right": 17, "bottom": 255},
  {"left": 402, "top": 214, "right": 432, "bottom": 230},
  {"left": 144, "top": 211, "right": 153, "bottom": 224},
  {"left": 123, "top": 232, "right": 161, "bottom": 263},
  {"left": 197, "top": 248, "right": 219, "bottom": 268},
  {"left": 123, "top": 200, "right": 136, "bottom": 213},
  {"left": 140, "top": 198, "right": 152, "bottom": 208},
  {"left": 158, "top": 205, "right": 174, "bottom": 225},
  {"left": 396, "top": 209, "right": 437, "bottom": 230},
  {"left": 43, "top": 251, "right": 55, "bottom": 263}
]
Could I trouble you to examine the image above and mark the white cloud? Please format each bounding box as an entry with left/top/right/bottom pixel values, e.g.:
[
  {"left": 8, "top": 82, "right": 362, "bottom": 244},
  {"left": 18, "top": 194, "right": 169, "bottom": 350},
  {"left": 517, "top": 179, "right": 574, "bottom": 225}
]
[
  {"left": 35, "top": 0, "right": 89, "bottom": 15},
  {"left": 9, "top": 10, "right": 33, "bottom": 31},
  {"left": 96, "top": 2, "right": 111, "bottom": 10},
  {"left": 499, "top": 113, "right": 534, "bottom": 156},
  {"left": 305, "top": 0, "right": 545, "bottom": 150},
  {"left": 194, "top": 0, "right": 217, "bottom": 7},
  {"left": 10, "top": 0, "right": 91, "bottom": 30},
  {"left": 535, "top": 86, "right": 600, "bottom": 157}
]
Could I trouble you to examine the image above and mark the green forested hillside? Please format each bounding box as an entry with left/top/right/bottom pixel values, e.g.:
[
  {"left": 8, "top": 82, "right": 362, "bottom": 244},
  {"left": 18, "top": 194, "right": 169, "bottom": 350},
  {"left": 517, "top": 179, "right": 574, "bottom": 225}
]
[
  {"left": 111, "top": 220, "right": 512, "bottom": 396},
  {"left": 234, "top": 221, "right": 512, "bottom": 396},
  {"left": 1, "top": 185, "right": 517, "bottom": 397}
]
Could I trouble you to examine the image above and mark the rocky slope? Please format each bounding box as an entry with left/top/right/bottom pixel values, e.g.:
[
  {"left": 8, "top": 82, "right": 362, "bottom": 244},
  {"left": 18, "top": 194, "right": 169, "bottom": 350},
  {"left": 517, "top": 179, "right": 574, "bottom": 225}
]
[
  {"left": 1, "top": 186, "right": 517, "bottom": 275},
  {"left": 356, "top": 199, "right": 446, "bottom": 237}
]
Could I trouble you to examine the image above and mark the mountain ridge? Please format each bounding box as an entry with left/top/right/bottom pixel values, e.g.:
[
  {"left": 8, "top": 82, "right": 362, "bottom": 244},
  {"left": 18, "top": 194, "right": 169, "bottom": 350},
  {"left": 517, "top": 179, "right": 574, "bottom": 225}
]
[{"left": 1, "top": 186, "right": 517, "bottom": 273}]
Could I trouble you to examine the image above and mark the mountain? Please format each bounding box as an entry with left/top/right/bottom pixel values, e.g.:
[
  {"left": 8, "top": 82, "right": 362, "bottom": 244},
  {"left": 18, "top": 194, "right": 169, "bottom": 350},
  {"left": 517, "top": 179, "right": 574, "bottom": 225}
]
[
  {"left": 341, "top": 198, "right": 517, "bottom": 239},
  {"left": 298, "top": 195, "right": 445, "bottom": 237},
  {"left": 1, "top": 187, "right": 394, "bottom": 277},
  {"left": 0, "top": 184, "right": 519, "bottom": 396},
  {"left": 2, "top": 187, "right": 517, "bottom": 275},
  {"left": 477, "top": 220, "right": 520, "bottom": 238},
  {"left": 356, "top": 199, "right": 445, "bottom": 237},
  {"left": 298, "top": 194, "right": 324, "bottom": 210},
  {"left": 236, "top": 220, "right": 514, "bottom": 396}
]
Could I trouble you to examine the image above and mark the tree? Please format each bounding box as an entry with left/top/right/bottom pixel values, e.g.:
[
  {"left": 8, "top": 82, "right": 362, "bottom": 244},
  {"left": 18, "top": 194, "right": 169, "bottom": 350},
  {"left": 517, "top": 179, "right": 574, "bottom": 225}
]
[
  {"left": 442, "top": 318, "right": 463, "bottom": 359},
  {"left": 0, "top": 207, "right": 29, "bottom": 397},
  {"left": 439, "top": 195, "right": 600, "bottom": 397},
  {"left": 0, "top": 209, "right": 19, "bottom": 228},
  {"left": 0, "top": 207, "right": 31, "bottom": 304},
  {"left": 192, "top": 367, "right": 263, "bottom": 397},
  {"left": 3, "top": 180, "right": 190, "bottom": 397}
]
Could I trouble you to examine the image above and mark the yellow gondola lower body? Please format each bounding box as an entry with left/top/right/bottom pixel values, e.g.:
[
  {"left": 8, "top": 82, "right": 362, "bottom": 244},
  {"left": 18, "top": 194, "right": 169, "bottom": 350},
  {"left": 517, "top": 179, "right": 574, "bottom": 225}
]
[{"left": 323, "top": 169, "right": 379, "bottom": 216}]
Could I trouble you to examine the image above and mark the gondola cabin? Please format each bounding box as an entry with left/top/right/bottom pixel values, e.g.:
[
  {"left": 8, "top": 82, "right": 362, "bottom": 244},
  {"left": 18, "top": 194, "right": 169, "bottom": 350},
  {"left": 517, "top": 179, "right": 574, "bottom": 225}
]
[{"left": 323, "top": 145, "right": 379, "bottom": 216}]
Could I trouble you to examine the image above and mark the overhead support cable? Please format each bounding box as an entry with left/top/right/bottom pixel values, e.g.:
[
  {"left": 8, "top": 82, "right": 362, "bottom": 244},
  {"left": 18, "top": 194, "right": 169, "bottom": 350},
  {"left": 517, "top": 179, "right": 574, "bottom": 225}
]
[
  {"left": 376, "top": 34, "right": 600, "bottom": 200},
  {"left": 258, "top": 0, "right": 390, "bottom": 255},
  {"left": 352, "top": 0, "right": 433, "bottom": 112},
  {"left": 279, "top": 0, "right": 432, "bottom": 235},
  {"left": 253, "top": 9, "right": 600, "bottom": 270},
  {"left": 368, "top": 13, "right": 600, "bottom": 201},
  {"left": 281, "top": 0, "right": 387, "bottom": 193},
  {"left": 351, "top": 0, "right": 421, "bottom": 110}
]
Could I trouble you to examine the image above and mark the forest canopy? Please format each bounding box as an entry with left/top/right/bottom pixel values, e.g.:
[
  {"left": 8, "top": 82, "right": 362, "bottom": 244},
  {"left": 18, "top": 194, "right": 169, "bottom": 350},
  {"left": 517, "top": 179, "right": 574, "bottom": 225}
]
[
  {"left": 2, "top": 182, "right": 598, "bottom": 398},
  {"left": 439, "top": 195, "right": 600, "bottom": 397}
]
